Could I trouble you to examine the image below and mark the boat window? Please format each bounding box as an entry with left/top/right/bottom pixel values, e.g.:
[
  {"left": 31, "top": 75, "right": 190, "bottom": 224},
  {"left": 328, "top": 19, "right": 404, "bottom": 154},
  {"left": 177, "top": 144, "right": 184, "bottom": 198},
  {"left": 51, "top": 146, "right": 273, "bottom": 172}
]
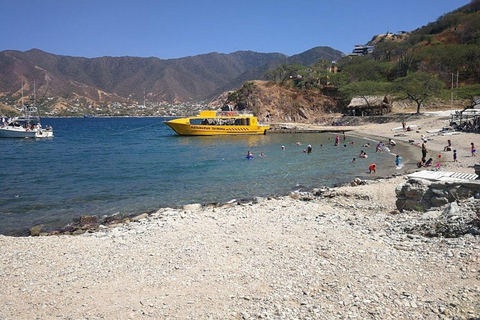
[
  {"left": 190, "top": 119, "right": 203, "bottom": 125},
  {"left": 238, "top": 118, "right": 249, "bottom": 126}
]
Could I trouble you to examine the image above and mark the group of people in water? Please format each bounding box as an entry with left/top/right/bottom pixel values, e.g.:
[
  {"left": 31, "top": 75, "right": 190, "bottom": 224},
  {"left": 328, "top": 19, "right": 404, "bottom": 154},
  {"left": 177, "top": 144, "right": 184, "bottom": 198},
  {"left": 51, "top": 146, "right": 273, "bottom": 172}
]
[{"left": 246, "top": 133, "right": 405, "bottom": 175}]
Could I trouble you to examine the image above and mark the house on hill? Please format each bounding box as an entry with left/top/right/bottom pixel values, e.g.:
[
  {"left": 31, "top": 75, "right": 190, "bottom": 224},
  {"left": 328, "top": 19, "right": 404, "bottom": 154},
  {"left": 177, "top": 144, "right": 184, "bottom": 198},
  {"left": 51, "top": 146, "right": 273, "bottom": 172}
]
[{"left": 346, "top": 96, "right": 392, "bottom": 116}]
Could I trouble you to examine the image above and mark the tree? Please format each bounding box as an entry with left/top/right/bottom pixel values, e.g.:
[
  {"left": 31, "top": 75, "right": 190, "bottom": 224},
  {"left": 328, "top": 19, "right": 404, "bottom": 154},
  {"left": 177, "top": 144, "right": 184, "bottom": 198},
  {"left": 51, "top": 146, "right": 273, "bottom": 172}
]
[
  {"left": 265, "top": 64, "right": 305, "bottom": 85},
  {"left": 394, "top": 72, "right": 444, "bottom": 113}
]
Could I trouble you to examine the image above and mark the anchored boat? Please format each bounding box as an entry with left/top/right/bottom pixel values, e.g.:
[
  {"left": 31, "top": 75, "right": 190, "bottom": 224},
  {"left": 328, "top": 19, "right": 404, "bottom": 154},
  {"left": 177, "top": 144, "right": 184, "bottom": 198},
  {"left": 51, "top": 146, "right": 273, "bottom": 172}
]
[
  {"left": 164, "top": 110, "right": 269, "bottom": 136},
  {"left": 0, "top": 84, "right": 53, "bottom": 138}
]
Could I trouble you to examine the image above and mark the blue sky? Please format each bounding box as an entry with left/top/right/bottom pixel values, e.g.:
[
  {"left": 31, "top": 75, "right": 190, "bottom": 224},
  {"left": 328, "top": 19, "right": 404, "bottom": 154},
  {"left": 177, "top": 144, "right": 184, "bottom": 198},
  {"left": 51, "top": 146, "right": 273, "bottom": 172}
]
[{"left": 0, "top": 0, "right": 471, "bottom": 59}]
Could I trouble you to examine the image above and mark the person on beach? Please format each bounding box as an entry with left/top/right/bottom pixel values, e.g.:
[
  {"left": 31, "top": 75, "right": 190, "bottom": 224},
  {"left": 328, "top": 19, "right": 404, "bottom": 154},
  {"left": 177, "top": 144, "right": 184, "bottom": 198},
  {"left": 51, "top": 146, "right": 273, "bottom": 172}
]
[
  {"left": 421, "top": 141, "right": 428, "bottom": 159},
  {"left": 453, "top": 150, "right": 458, "bottom": 162},
  {"left": 417, "top": 158, "right": 426, "bottom": 168},
  {"left": 395, "top": 154, "right": 402, "bottom": 167},
  {"left": 389, "top": 138, "right": 396, "bottom": 147},
  {"left": 369, "top": 163, "right": 376, "bottom": 173},
  {"left": 444, "top": 139, "right": 452, "bottom": 151},
  {"left": 471, "top": 142, "right": 476, "bottom": 156},
  {"left": 402, "top": 121, "right": 406, "bottom": 131},
  {"left": 425, "top": 158, "right": 433, "bottom": 167}
]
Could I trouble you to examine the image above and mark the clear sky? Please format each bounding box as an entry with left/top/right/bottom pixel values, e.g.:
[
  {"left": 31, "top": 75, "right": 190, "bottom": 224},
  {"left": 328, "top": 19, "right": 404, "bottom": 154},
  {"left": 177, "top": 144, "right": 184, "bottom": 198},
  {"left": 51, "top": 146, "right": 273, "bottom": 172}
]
[{"left": 0, "top": 0, "right": 471, "bottom": 60}]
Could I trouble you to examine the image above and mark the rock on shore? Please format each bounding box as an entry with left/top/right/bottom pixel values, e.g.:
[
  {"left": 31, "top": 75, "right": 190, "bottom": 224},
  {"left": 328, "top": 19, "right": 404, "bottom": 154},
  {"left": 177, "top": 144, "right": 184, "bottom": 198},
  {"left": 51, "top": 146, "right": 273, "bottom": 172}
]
[{"left": 1, "top": 176, "right": 478, "bottom": 319}]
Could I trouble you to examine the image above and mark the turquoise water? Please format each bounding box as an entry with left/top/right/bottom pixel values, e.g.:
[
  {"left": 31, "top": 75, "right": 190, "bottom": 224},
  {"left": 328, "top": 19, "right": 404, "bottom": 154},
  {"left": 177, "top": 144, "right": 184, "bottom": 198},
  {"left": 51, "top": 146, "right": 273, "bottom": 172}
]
[{"left": 0, "top": 117, "right": 403, "bottom": 235}]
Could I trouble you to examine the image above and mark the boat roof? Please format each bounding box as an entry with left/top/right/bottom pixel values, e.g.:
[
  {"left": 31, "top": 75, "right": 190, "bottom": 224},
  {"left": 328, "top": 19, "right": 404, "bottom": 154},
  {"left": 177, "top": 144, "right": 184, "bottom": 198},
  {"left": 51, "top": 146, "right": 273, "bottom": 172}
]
[{"left": 197, "top": 110, "right": 254, "bottom": 117}]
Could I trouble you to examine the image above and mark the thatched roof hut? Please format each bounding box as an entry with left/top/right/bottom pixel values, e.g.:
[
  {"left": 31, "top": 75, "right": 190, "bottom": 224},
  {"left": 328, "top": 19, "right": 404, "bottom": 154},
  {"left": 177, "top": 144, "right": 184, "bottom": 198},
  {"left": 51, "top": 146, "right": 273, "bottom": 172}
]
[{"left": 346, "top": 96, "right": 391, "bottom": 116}]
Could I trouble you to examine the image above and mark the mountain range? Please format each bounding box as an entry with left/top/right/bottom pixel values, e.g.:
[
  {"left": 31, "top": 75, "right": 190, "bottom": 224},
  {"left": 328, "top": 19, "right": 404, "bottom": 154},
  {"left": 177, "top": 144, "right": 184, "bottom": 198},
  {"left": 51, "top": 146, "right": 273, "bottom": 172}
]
[{"left": 0, "top": 46, "right": 343, "bottom": 105}]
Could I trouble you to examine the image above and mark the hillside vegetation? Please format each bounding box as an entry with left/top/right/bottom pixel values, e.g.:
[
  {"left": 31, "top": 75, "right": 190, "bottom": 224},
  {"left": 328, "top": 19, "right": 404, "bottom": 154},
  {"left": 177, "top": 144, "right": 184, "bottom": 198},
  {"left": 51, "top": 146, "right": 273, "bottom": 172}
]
[{"left": 224, "top": 0, "right": 480, "bottom": 119}]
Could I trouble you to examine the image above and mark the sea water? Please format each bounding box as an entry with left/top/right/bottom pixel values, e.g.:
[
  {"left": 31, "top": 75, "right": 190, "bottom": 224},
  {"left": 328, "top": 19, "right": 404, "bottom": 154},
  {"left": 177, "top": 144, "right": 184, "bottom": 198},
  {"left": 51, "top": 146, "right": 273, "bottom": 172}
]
[{"left": 0, "top": 117, "right": 406, "bottom": 235}]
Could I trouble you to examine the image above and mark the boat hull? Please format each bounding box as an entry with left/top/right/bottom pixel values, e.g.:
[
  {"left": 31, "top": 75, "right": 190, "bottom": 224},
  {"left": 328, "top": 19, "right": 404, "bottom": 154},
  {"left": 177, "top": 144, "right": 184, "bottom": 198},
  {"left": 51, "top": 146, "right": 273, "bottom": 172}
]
[
  {"left": 0, "top": 127, "right": 53, "bottom": 138},
  {"left": 164, "top": 120, "right": 269, "bottom": 136}
]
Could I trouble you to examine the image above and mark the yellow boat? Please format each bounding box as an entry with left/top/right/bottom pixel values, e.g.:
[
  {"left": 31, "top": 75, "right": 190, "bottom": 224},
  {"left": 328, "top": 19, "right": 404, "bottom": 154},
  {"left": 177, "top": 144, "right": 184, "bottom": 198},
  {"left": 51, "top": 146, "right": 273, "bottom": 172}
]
[{"left": 164, "top": 110, "right": 270, "bottom": 136}]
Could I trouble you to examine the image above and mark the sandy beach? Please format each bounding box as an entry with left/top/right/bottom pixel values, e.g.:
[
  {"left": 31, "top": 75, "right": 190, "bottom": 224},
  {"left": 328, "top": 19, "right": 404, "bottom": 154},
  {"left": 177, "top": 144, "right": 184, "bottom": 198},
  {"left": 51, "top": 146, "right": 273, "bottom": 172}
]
[{"left": 1, "top": 111, "right": 479, "bottom": 319}]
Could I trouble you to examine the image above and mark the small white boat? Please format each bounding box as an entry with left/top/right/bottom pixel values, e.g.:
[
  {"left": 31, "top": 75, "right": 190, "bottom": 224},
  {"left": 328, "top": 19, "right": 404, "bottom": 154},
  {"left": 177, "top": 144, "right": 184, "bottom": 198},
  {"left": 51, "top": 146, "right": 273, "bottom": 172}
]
[{"left": 0, "top": 84, "right": 53, "bottom": 139}]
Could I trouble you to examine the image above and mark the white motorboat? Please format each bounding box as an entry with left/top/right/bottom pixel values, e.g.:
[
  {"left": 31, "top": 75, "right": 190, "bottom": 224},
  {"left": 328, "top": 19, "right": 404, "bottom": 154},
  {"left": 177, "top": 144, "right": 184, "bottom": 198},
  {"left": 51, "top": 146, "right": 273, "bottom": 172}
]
[{"left": 0, "top": 84, "right": 53, "bottom": 138}]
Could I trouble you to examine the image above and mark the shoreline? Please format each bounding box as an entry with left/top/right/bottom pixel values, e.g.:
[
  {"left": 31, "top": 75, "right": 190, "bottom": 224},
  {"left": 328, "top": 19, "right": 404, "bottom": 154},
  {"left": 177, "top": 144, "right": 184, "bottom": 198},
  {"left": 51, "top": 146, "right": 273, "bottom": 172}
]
[
  {"left": 20, "top": 129, "right": 415, "bottom": 238},
  {"left": 6, "top": 114, "right": 472, "bottom": 237},
  {"left": 1, "top": 112, "right": 479, "bottom": 319}
]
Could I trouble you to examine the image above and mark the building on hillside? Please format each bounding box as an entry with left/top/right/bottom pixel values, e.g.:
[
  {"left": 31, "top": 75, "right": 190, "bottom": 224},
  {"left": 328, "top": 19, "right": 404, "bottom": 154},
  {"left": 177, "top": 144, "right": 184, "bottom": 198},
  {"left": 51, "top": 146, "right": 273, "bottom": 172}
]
[
  {"left": 348, "top": 45, "right": 374, "bottom": 56},
  {"left": 346, "top": 96, "right": 392, "bottom": 116}
]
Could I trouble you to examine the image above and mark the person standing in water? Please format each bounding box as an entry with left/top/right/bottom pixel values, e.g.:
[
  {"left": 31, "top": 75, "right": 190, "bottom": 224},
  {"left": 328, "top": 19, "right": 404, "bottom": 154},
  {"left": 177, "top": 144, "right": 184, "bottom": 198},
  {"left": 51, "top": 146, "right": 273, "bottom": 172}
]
[
  {"left": 421, "top": 140, "right": 428, "bottom": 159},
  {"left": 395, "top": 154, "right": 402, "bottom": 167}
]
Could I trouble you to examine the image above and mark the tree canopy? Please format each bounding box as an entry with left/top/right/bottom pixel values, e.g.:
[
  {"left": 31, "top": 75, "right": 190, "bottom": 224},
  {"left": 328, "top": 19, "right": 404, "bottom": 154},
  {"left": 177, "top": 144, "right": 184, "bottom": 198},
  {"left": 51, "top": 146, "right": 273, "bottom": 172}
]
[{"left": 393, "top": 72, "right": 445, "bottom": 113}]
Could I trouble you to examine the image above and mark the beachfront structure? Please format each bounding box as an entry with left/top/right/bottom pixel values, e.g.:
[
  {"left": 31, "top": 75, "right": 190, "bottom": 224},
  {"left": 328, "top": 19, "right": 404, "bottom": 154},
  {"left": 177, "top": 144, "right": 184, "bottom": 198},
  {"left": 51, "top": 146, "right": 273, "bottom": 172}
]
[
  {"left": 450, "top": 98, "right": 480, "bottom": 132},
  {"left": 346, "top": 96, "right": 392, "bottom": 116}
]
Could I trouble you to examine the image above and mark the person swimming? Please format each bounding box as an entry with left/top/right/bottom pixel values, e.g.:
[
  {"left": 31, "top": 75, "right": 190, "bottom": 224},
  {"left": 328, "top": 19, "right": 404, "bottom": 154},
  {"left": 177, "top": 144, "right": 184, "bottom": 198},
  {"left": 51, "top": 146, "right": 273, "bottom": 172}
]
[{"left": 246, "top": 150, "right": 253, "bottom": 159}]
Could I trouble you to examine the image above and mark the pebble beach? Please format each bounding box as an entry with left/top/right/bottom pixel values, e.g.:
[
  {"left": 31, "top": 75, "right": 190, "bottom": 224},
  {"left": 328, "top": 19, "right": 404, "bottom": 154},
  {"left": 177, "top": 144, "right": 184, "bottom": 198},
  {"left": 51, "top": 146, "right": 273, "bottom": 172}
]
[{"left": 1, "top": 112, "right": 479, "bottom": 319}]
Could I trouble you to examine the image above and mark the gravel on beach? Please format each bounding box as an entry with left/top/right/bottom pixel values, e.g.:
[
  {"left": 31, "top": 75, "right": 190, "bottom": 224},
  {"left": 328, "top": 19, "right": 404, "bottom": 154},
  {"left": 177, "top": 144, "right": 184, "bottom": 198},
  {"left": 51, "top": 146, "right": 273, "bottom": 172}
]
[{"left": 1, "top": 112, "right": 479, "bottom": 319}]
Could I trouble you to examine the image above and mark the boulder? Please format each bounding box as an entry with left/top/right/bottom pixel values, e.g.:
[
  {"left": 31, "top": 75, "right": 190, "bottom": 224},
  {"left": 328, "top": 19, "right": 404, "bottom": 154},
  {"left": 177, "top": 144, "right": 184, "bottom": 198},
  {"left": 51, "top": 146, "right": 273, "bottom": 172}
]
[
  {"left": 430, "top": 196, "right": 449, "bottom": 207},
  {"left": 183, "top": 203, "right": 202, "bottom": 211},
  {"left": 402, "top": 179, "right": 431, "bottom": 199},
  {"left": 474, "top": 163, "right": 480, "bottom": 178},
  {"left": 29, "top": 225, "right": 44, "bottom": 237},
  {"left": 79, "top": 215, "right": 98, "bottom": 226},
  {"left": 131, "top": 213, "right": 148, "bottom": 222},
  {"left": 442, "top": 201, "right": 460, "bottom": 218}
]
